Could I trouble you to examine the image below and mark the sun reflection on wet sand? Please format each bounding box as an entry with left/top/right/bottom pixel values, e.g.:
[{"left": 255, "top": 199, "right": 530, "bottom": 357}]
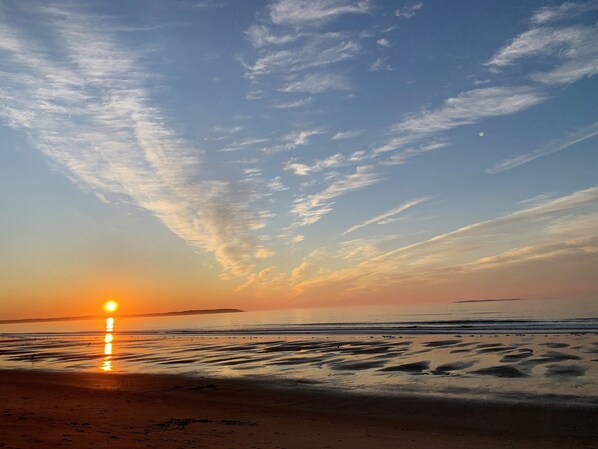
[{"left": 101, "top": 317, "right": 114, "bottom": 372}]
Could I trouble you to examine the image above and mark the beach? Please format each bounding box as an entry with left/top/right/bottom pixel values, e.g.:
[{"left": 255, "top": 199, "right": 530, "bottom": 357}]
[
  {"left": 2, "top": 369, "right": 597, "bottom": 449},
  {"left": 1, "top": 303, "right": 597, "bottom": 448}
]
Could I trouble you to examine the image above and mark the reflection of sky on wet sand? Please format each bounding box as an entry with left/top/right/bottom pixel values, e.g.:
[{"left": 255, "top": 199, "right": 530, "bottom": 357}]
[
  {"left": 1, "top": 332, "right": 597, "bottom": 405},
  {"left": 101, "top": 317, "right": 114, "bottom": 372}
]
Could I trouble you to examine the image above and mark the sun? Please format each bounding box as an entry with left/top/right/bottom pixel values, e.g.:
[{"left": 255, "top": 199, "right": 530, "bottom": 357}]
[{"left": 103, "top": 300, "right": 118, "bottom": 313}]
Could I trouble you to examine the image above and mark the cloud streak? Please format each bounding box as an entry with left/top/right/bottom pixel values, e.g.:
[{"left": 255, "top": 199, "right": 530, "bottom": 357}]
[
  {"left": 280, "top": 72, "right": 352, "bottom": 93},
  {"left": 291, "top": 165, "right": 382, "bottom": 226},
  {"left": 283, "top": 186, "right": 598, "bottom": 299},
  {"left": 486, "top": 4, "right": 598, "bottom": 87},
  {"left": 342, "top": 196, "right": 432, "bottom": 235},
  {"left": 0, "top": 5, "right": 266, "bottom": 277},
  {"left": 395, "top": 2, "right": 423, "bottom": 19},
  {"left": 487, "top": 121, "right": 598, "bottom": 173},
  {"left": 269, "top": 0, "right": 371, "bottom": 27},
  {"left": 392, "top": 87, "right": 546, "bottom": 138},
  {"left": 531, "top": 1, "right": 598, "bottom": 25}
]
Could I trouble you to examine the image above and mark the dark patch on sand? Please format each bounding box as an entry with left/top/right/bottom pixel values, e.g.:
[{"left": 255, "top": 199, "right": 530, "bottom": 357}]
[
  {"left": 545, "top": 365, "right": 586, "bottom": 378},
  {"left": 536, "top": 351, "right": 582, "bottom": 363},
  {"left": 189, "top": 384, "right": 216, "bottom": 391},
  {"left": 500, "top": 352, "right": 533, "bottom": 362},
  {"left": 332, "top": 360, "right": 386, "bottom": 370},
  {"left": 342, "top": 346, "right": 392, "bottom": 355},
  {"left": 471, "top": 365, "right": 527, "bottom": 378},
  {"left": 379, "top": 361, "right": 430, "bottom": 373},
  {"left": 449, "top": 349, "right": 471, "bottom": 354},
  {"left": 262, "top": 344, "right": 310, "bottom": 352},
  {"left": 541, "top": 342, "right": 569, "bottom": 349},
  {"left": 432, "top": 361, "right": 475, "bottom": 375},
  {"left": 423, "top": 340, "right": 461, "bottom": 348},
  {"left": 270, "top": 357, "right": 324, "bottom": 366},
  {"left": 155, "top": 418, "right": 257, "bottom": 431},
  {"left": 478, "top": 347, "right": 516, "bottom": 354},
  {"left": 155, "top": 418, "right": 211, "bottom": 430}
]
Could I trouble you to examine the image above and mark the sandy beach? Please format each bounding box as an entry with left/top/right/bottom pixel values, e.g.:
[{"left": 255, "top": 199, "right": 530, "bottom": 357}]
[{"left": 1, "top": 369, "right": 596, "bottom": 449}]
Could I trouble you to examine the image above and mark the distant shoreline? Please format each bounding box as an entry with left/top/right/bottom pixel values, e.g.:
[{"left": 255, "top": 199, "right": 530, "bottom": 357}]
[
  {"left": 454, "top": 298, "right": 523, "bottom": 304},
  {"left": 0, "top": 308, "right": 244, "bottom": 325}
]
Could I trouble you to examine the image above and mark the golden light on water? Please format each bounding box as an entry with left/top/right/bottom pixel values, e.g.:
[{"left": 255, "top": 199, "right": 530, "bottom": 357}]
[
  {"left": 101, "top": 357, "right": 112, "bottom": 372},
  {"left": 104, "top": 300, "right": 118, "bottom": 313},
  {"left": 101, "top": 314, "right": 116, "bottom": 372}
]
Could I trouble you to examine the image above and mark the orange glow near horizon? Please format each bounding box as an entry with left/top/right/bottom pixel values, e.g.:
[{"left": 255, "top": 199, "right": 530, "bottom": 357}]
[{"left": 104, "top": 300, "right": 118, "bottom": 313}]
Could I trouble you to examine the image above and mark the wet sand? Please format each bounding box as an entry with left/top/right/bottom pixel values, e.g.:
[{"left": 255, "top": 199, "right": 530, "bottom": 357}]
[
  {"left": 1, "top": 369, "right": 596, "bottom": 448},
  {"left": 2, "top": 334, "right": 597, "bottom": 404}
]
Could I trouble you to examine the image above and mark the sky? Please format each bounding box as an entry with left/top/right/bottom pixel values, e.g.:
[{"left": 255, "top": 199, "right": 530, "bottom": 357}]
[{"left": 0, "top": 0, "right": 597, "bottom": 318}]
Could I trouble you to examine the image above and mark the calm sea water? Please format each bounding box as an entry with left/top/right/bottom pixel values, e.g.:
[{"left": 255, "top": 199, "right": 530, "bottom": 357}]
[{"left": 1, "top": 298, "right": 597, "bottom": 335}]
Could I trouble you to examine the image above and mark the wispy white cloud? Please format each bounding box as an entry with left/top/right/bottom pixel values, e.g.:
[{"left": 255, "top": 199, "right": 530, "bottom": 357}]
[
  {"left": 377, "top": 140, "right": 448, "bottom": 165},
  {"left": 283, "top": 186, "right": 598, "bottom": 299},
  {"left": 395, "top": 2, "right": 423, "bottom": 19},
  {"left": 283, "top": 161, "right": 312, "bottom": 176},
  {"left": 376, "top": 38, "right": 391, "bottom": 48},
  {"left": 269, "top": 0, "right": 371, "bottom": 27},
  {"left": 393, "top": 87, "right": 545, "bottom": 137},
  {"left": 280, "top": 72, "right": 352, "bottom": 93},
  {"left": 284, "top": 153, "right": 341, "bottom": 175},
  {"left": 370, "top": 186, "right": 598, "bottom": 264},
  {"left": 284, "top": 150, "right": 369, "bottom": 176},
  {"left": 530, "top": 31, "right": 598, "bottom": 85},
  {"left": 243, "top": 39, "right": 361, "bottom": 79},
  {"left": 212, "top": 125, "right": 245, "bottom": 135},
  {"left": 332, "top": 129, "right": 363, "bottom": 140},
  {"left": 272, "top": 96, "right": 313, "bottom": 109},
  {"left": 486, "top": 13, "right": 598, "bottom": 86},
  {"left": 268, "top": 176, "right": 290, "bottom": 191},
  {"left": 342, "top": 196, "right": 432, "bottom": 235},
  {"left": 291, "top": 165, "right": 382, "bottom": 226},
  {"left": 485, "top": 27, "right": 586, "bottom": 68},
  {"left": 194, "top": 0, "right": 226, "bottom": 9},
  {"left": 217, "top": 137, "right": 270, "bottom": 152},
  {"left": 235, "top": 266, "right": 276, "bottom": 291},
  {"left": 519, "top": 193, "right": 555, "bottom": 205},
  {"left": 531, "top": 1, "right": 598, "bottom": 25},
  {"left": 0, "top": 6, "right": 266, "bottom": 278},
  {"left": 245, "top": 24, "right": 299, "bottom": 48},
  {"left": 242, "top": 0, "right": 370, "bottom": 102},
  {"left": 368, "top": 56, "right": 393, "bottom": 72},
  {"left": 292, "top": 234, "right": 305, "bottom": 244},
  {"left": 487, "top": 121, "right": 598, "bottom": 173},
  {"left": 337, "top": 236, "right": 398, "bottom": 261},
  {"left": 374, "top": 87, "right": 545, "bottom": 156},
  {"left": 258, "top": 128, "right": 326, "bottom": 154},
  {"left": 284, "top": 128, "right": 326, "bottom": 147}
]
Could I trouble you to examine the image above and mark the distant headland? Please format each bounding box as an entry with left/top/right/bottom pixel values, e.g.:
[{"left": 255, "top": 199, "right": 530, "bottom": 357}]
[
  {"left": 0, "top": 308, "right": 244, "bottom": 325},
  {"left": 453, "top": 298, "right": 524, "bottom": 304}
]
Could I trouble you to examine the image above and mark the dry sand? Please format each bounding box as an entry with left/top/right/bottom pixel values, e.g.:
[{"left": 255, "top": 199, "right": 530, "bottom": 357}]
[{"left": 0, "top": 369, "right": 596, "bottom": 448}]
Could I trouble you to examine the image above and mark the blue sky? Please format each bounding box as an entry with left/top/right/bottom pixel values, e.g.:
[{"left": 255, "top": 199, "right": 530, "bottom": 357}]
[{"left": 0, "top": 0, "right": 597, "bottom": 315}]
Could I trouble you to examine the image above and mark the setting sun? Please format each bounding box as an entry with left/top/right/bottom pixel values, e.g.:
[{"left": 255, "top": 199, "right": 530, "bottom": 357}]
[{"left": 103, "top": 300, "right": 118, "bottom": 313}]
